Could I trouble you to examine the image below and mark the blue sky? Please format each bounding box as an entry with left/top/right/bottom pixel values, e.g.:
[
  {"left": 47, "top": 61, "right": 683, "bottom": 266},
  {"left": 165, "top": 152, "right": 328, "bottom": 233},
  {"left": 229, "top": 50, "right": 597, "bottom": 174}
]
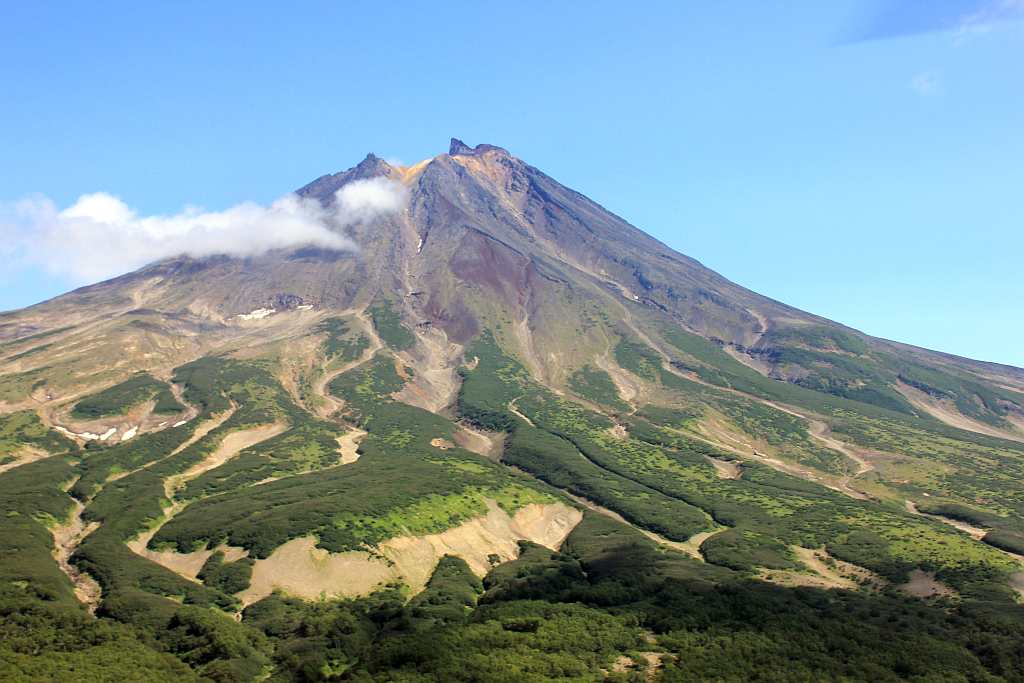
[{"left": 1, "top": 1, "right": 1021, "bottom": 366}]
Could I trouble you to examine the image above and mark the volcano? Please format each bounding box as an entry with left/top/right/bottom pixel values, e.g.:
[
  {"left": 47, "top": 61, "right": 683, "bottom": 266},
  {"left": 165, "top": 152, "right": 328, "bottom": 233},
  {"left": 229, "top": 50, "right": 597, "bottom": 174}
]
[{"left": 3, "top": 139, "right": 1024, "bottom": 681}]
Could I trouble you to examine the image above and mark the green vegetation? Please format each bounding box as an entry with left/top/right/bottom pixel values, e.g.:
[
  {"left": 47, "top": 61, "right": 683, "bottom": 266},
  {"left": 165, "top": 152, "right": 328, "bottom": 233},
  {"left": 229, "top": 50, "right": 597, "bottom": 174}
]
[
  {"left": 4, "top": 320, "right": 1024, "bottom": 680},
  {"left": 568, "top": 365, "right": 630, "bottom": 411},
  {"left": 894, "top": 357, "right": 1024, "bottom": 428},
  {"left": 316, "top": 316, "right": 370, "bottom": 363},
  {"left": 154, "top": 353, "right": 553, "bottom": 557},
  {"left": 71, "top": 372, "right": 184, "bottom": 419},
  {"left": 0, "top": 410, "right": 77, "bottom": 459},
  {"left": 368, "top": 300, "right": 415, "bottom": 350},
  {"left": 198, "top": 552, "right": 255, "bottom": 595},
  {"left": 760, "top": 324, "right": 870, "bottom": 355},
  {"left": 461, "top": 332, "right": 1021, "bottom": 596}
]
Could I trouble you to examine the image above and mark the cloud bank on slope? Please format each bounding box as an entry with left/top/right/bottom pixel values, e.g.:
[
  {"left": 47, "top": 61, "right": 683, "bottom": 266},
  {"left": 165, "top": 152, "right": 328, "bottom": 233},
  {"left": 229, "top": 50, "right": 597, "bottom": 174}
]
[{"left": 1, "top": 177, "right": 406, "bottom": 283}]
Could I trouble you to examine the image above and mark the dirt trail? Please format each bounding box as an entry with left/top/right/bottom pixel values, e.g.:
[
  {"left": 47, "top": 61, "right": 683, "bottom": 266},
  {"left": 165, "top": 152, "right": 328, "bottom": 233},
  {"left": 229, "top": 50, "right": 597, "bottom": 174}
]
[
  {"left": 239, "top": 500, "right": 582, "bottom": 605},
  {"left": 804, "top": 418, "right": 873, "bottom": 476},
  {"left": 562, "top": 490, "right": 723, "bottom": 562},
  {"left": 312, "top": 311, "right": 383, "bottom": 420},
  {"left": 508, "top": 398, "right": 535, "bottom": 427},
  {"left": 126, "top": 422, "right": 285, "bottom": 579},
  {"left": 904, "top": 500, "right": 989, "bottom": 540},
  {"left": 51, "top": 496, "right": 101, "bottom": 612},
  {"left": 679, "top": 419, "right": 869, "bottom": 500},
  {"left": 793, "top": 546, "right": 857, "bottom": 589},
  {"left": 170, "top": 422, "right": 287, "bottom": 492},
  {"left": 0, "top": 446, "right": 50, "bottom": 475},
  {"left": 759, "top": 546, "right": 884, "bottom": 591}
]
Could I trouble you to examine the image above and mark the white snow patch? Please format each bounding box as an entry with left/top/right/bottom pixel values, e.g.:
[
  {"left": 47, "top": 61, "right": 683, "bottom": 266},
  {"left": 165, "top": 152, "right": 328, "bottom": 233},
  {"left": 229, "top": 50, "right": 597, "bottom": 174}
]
[
  {"left": 55, "top": 425, "right": 100, "bottom": 441},
  {"left": 296, "top": 304, "right": 313, "bottom": 311},
  {"left": 237, "top": 308, "right": 276, "bottom": 321},
  {"left": 416, "top": 237, "right": 423, "bottom": 254},
  {"left": 173, "top": 420, "right": 188, "bottom": 427},
  {"left": 121, "top": 426, "right": 138, "bottom": 441},
  {"left": 99, "top": 427, "right": 117, "bottom": 441}
]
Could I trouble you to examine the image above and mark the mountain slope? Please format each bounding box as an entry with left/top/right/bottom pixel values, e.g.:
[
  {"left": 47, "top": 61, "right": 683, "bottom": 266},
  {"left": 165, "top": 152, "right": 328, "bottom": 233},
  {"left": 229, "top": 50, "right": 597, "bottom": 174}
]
[{"left": 3, "top": 139, "right": 1024, "bottom": 681}]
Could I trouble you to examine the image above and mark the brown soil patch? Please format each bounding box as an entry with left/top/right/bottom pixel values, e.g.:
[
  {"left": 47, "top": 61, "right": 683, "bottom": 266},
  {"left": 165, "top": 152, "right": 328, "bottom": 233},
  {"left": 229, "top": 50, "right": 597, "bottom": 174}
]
[
  {"left": 513, "top": 316, "right": 545, "bottom": 382},
  {"left": 899, "top": 569, "right": 957, "bottom": 599},
  {"left": 172, "top": 422, "right": 287, "bottom": 489},
  {"left": 430, "top": 437, "right": 454, "bottom": 450},
  {"left": 706, "top": 456, "right": 742, "bottom": 480},
  {"left": 239, "top": 500, "right": 582, "bottom": 605},
  {"left": 394, "top": 326, "right": 463, "bottom": 415},
  {"left": 336, "top": 427, "right": 367, "bottom": 465},
  {"left": 453, "top": 423, "right": 505, "bottom": 461},
  {"left": 759, "top": 547, "right": 885, "bottom": 592},
  {"left": 607, "top": 424, "right": 628, "bottom": 440}
]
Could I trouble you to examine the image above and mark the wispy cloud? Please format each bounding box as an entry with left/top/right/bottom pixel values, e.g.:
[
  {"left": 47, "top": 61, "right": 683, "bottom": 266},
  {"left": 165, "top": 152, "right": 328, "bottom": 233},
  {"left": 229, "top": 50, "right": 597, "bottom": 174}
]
[
  {"left": 910, "top": 71, "right": 942, "bottom": 96},
  {"left": 954, "top": 0, "right": 1024, "bottom": 42},
  {"left": 0, "top": 177, "right": 407, "bottom": 283},
  {"left": 845, "top": 0, "right": 1024, "bottom": 43}
]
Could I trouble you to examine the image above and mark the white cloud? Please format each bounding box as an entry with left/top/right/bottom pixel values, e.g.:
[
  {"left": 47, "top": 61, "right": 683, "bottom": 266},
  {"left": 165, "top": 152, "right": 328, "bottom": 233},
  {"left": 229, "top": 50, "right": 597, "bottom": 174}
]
[
  {"left": 955, "top": 0, "right": 1024, "bottom": 43},
  {"left": 335, "top": 177, "right": 408, "bottom": 224},
  {"left": 0, "top": 179, "right": 407, "bottom": 283},
  {"left": 910, "top": 71, "right": 941, "bottom": 96}
]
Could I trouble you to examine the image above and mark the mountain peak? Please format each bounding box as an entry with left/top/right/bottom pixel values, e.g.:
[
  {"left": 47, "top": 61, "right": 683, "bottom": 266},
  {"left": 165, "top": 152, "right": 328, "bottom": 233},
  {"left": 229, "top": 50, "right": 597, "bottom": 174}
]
[{"left": 448, "top": 137, "right": 509, "bottom": 157}]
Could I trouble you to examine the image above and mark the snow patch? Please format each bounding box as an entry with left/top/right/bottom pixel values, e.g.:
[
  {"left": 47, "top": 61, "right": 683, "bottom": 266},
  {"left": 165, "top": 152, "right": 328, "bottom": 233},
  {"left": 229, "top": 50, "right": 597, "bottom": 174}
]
[
  {"left": 99, "top": 427, "right": 117, "bottom": 441},
  {"left": 173, "top": 420, "right": 188, "bottom": 427},
  {"left": 296, "top": 304, "right": 314, "bottom": 311},
  {"left": 121, "top": 426, "right": 138, "bottom": 441},
  {"left": 237, "top": 308, "right": 276, "bottom": 320}
]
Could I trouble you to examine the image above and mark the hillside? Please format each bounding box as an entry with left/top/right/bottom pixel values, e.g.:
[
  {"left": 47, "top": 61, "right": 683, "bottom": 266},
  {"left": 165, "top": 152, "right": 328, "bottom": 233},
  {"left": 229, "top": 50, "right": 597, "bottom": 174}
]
[{"left": 3, "top": 139, "right": 1024, "bottom": 681}]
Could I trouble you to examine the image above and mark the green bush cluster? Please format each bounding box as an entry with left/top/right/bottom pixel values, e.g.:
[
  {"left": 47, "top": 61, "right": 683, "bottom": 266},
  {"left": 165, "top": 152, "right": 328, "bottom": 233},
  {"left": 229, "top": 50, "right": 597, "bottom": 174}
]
[
  {"left": 71, "top": 372, "right": 184, "bottom": 419},
  {"left": 368, "top": 300, "right": 415, "bottom": 351}
]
